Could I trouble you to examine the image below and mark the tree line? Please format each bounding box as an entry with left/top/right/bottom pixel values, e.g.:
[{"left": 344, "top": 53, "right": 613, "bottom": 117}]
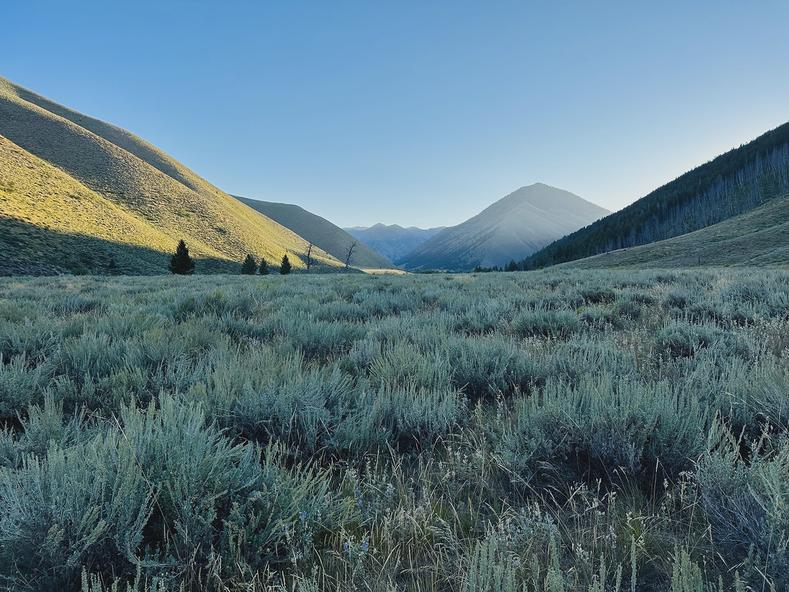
[{"left": 168, "top": 239, "right": 292, "bottom": 275}]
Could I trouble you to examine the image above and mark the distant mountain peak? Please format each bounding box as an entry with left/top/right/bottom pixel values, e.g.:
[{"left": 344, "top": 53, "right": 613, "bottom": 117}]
[
  {"left": 345, "top": 224, "right": 445, "bottom": 264},
  {"left": 399, "top": 184, "right": 609, "bottom": 271}
]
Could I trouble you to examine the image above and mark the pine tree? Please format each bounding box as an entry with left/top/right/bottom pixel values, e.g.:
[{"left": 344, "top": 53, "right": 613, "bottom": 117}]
[
  {"left": 505, "top": 260, "right": 519, "bottom": 272},
  {"left": 107, "top": 255, "right": 119, "bottom": 275},
  {"left": 259, "top": 258, "right": 269, "bottom": 275},
  {"left": 169, "top": 240, "right": 195, "bottom": 275},
  {"left": 241, "top": 254, "right": 257, "bottom": 275},
  {"left": 279, "top": 254, "right": 292, "bottom": 275}
]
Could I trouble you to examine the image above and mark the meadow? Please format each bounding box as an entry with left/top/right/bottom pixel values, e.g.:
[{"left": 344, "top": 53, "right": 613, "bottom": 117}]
[{"left": 0, "top": 270, "right": 787, "bottom": 591}]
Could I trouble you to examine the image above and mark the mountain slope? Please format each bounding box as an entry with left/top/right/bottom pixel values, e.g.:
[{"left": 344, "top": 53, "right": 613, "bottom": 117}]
[
  {"left": 563, "top": 193, "right": 789, "bottom": 269},
  {"left": 344, "top": 224, "right": 444, "bottom": 264},
  {"left": 0, "top": 76, "right": 344, "bottom": 274},
  {"left": 236, "top": 197, "right": 392, "bottom": 269},
  {"left": 399, "top": 184, "right": 608, "bottom": 270},
  {"left": 523, "top": 122, "right": 789, "bottom": 269}
]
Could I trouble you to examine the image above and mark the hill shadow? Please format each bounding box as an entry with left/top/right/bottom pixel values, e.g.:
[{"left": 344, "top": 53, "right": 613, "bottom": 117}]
[{"left": 0, "top": 218, "right": 235, "bottom": 276}]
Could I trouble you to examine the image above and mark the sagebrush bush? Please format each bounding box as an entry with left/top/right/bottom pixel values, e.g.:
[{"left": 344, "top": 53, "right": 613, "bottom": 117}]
[
  {"left": 500, "top": 375, "right": 709, "bottom": 487},
  {"left": 656, "top": 321, "right": 724, "bottom": 358},
  {"left": 0, "top": 437, "right": 155, "bottom": 589},
  {"left": 511, "top": 309, "right": 581, "bottom": 339},
  {"left": 695, "top": 426, "right": 789, "bottom": 588}
]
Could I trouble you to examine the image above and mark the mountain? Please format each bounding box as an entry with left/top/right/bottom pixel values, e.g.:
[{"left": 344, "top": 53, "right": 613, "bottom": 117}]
[
  {"left": 523, "top": 122, "right": 789, "bottom": 269},
  {"left": 344, "top": 224, "right": 444, "bottom": 263},
  {"left": 398, "top": 184, "right": 609, "bottom": 271},
  {"left": 562, "top": 192, "right": 789, "bottom": 269},
  {"left": 0, "top": 76, "right": 345, "bottom": 275},
  {"left": 236, "top": 197, "right": 392, "bottom": 269}
]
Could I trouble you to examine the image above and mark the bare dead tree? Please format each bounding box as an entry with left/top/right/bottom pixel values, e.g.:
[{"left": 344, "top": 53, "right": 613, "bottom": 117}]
[
  {"left": 305, "top": 242, "right": 313, "bottom": 271},
  {"left": 344, "top": 241, "right": 356, "bottom": 269}
]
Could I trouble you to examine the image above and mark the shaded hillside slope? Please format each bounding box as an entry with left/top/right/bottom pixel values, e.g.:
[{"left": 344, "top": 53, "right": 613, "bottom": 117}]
[
  {"left": 344, "top": 223, "right": 444, "bottom": 263},
  {"left": 400, "top": 183, "right": 608, "bottom": 270},
  {"left": 0, "top": 136, "right": 174, "bottom": 275},
  {"left": 563, "top": 193, "right": 789, "bottom": 269},
  {"left": 0, "top": 77, "right": 343, "bottom": 274},
  {"left": 237, "top": 197, "right": 392, "bottom": 268},
  {"left": 523, "top": 122, "right": 789, "bottom": 269}
]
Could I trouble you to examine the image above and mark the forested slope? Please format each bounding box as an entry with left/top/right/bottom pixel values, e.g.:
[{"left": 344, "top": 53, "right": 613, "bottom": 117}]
[
  {"left": 522, "top": 122, "right": 789, "bottom": 269},
  {"left": 563, "top": 193, "right": 789, "bottom": 269}
]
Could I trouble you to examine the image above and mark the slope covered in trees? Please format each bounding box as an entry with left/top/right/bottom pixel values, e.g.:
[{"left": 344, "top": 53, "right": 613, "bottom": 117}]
[
  {"left": 0, "top": 76, "right": 344, "bottom": 274},
  {"left": 563, "top": 193, "right": 789, "bottom": 269},
  {"left": 522, "top": 122, "right": 789, "bottom": 269}
]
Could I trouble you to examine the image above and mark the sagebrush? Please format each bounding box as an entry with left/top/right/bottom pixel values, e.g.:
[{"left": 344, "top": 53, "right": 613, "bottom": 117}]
[{"left": 0, "top": 269, "right": 787, "bottom": 591}]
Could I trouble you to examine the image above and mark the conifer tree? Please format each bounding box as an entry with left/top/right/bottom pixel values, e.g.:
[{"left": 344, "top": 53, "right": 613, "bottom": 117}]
[
  {"left": 259, "top": 258, "right": 269, "bottom": 275},
  {"left": 279, "top": 254, "right": 292, "bottom": 275},
  {"left": 169, "top": 240, "right": 195, "bottom": 275},
  {"left": 107, "top": 255, "right": 119, "bottom": 275},
  {"left": 241, "top": 254, "right": 257, "bottom": 275}
]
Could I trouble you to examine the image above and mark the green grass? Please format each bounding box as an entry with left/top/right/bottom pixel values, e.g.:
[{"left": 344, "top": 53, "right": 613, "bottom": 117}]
[
  {"left": 0, "top": 76, "right": 345, "bottom": 274},
  {"left": 1, "top": 269, "right": 787, "bottom": 591}
]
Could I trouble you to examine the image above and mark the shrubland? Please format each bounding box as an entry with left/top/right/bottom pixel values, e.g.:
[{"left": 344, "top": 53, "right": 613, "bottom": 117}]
[{"left": 0, "top": 269, "right": 787, "bottom": 591}]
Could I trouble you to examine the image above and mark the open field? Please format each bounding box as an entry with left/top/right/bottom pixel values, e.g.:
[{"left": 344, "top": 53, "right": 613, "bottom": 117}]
[{"left": 0, "top": 270, "right": 787, "bottom": 591}]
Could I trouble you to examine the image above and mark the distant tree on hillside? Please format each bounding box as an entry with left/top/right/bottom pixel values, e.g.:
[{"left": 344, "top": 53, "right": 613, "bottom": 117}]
[
  {"left": 344, "top": 241, "right": 357, "bottom": 269},
  {"left": 241, "top": 254, "right": 257, "bottom": 274},
  {"left": 505, "top": 260, "right": 519, "bottom": 272},
  {"left": 280, "top": 254, "right": 292, "bottom": 275},
  {"left": 305, "top": 242, "right": 313, "bottom": 271},
  {"left": 169, "top": 240, "right": 195, "bottom": 275},
  {"left": 107, "top": 255, "right": 119, "bottom": 275},
  {"left": 259, "top": 258, "right": 269, "bottom": 275}
]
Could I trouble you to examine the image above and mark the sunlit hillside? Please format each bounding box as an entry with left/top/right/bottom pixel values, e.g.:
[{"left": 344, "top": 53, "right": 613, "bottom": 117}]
[{"left": 0, "top": 77, "right": 345, "bottom": 274}]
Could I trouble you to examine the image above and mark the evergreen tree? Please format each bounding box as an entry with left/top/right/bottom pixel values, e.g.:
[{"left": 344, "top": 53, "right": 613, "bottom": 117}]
[
  {"left": 259, "top": 258, "right": 269, "bottom": 275},
  {"left": 241, "top": 254, "right": 257, "bottom": 275},
  {"left": 505, "top": 259, "right": 519, "bottom": 272},
  {"left": 169, "top": 240, "right": 195, "bottom": 275},
  {"left": 107, "top": 255, "right": 119, "bottom": 275},
  {"left": 279, "top": 254, "right": 292, "bottom": 275}
]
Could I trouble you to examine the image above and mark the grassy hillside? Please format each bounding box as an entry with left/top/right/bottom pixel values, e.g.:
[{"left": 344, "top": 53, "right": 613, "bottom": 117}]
[
  {"left": 1, "top": 270, "right": 787, "bottom": 590},
  {"left": 523, "top": 121, "right": 789, "bottom": 269},
  {"left": 565, "top": 193, "right": 789, "bottom": 269},
  {"left": 0, "top": 76, "right": 345, "bottom": 274},
  {"left": 237, "top": 196, "right": 393, "bottom": 269},
  {"left": 401, "top": 183, "right": 608, "bottom": 270}
]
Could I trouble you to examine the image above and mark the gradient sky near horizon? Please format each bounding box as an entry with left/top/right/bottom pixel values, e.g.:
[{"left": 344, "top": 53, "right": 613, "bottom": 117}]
[{"left": 4, "top": 1, "right": 789, "bottom": 227}]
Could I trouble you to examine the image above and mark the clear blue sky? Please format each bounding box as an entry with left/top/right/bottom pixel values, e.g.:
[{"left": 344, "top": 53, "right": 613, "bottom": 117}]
[{"left": 5, "top": 1, "right": 789, "bottom": 227}]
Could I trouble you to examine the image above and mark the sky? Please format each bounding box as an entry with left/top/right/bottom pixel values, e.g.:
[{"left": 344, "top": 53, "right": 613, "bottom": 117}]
[{"left": 4, "top": 1, "right": 789, "bottom": 228}]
